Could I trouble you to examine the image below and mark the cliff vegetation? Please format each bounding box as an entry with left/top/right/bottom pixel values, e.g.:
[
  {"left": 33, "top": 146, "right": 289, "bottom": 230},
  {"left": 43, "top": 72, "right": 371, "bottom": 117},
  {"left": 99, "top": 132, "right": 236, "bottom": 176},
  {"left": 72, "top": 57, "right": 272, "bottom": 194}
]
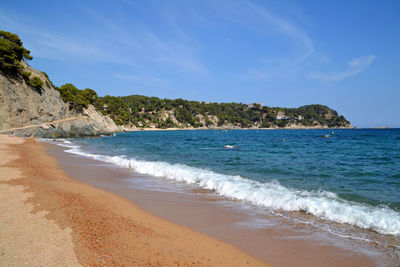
[{"left": 56, "top": 84, "right": 350, "bottom": 129}]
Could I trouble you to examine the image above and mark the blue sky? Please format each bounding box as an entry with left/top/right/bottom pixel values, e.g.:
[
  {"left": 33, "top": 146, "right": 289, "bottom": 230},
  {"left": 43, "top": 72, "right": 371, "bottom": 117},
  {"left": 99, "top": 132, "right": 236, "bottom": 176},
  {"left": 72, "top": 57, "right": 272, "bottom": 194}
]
[{"left": 1, "top": 0, "right": 399, "bottom": 127}]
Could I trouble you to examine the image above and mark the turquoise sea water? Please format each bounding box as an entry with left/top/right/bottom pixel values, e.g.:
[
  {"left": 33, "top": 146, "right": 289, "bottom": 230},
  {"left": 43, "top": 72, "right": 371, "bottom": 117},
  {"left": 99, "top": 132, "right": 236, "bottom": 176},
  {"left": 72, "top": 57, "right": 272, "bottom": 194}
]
[{"left": 62, "top": 129, "right": 400, "bottom": 237}]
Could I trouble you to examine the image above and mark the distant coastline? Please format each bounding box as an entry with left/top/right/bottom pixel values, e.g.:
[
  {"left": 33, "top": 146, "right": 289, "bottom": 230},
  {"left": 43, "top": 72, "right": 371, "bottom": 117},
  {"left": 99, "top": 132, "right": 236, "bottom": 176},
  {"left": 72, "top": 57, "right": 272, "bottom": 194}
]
[{"left": 123, "top": 125, "right": 354, "bottom": 132}]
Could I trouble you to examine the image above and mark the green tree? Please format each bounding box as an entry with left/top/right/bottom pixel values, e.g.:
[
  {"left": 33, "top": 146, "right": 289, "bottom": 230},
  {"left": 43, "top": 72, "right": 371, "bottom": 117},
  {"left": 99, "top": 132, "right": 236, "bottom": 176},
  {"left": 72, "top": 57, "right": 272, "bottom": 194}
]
[
  {"left": 56, "top": 83, "right": 101, "bottom": 112},
  {"left": 0, "top": 31, "right": 32, "bottom": 74}
]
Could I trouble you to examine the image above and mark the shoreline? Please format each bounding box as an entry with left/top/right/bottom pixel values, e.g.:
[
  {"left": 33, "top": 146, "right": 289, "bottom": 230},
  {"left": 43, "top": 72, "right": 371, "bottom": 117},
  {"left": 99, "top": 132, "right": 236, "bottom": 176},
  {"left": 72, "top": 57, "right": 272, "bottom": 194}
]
[
  {"left": 124, "top": 126, "right": 354, "bottom": 132},
  {"left": 0, "top": 135, "right": 267, "bottom": 266},
  {"left": 44, "top": 139, "right": 379, "bottom": 266}
]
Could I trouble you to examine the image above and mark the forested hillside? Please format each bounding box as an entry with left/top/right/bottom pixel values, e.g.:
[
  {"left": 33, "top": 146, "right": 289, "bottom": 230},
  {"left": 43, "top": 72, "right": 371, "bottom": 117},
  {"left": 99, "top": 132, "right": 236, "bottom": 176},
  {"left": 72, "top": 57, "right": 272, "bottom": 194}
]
[{"left": 56, "top": 83, "right": 351, "bottom": 129}]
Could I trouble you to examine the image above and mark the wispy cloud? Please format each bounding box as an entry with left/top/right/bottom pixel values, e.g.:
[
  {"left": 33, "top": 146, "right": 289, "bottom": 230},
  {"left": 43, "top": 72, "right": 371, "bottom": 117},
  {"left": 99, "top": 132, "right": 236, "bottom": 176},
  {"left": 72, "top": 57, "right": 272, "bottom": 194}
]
[
  {"left": 0, "top": 13, "right": 135, "bottom": 65},
  {"left": 243, "top": 60, "right": 308, "bottom": 82},
  {"left": 208, "top": 1, "right": 314, "bottom": 82},
  {"left": 113, "top": 72, "right": 170, "bottom": 87},
  {"left": 74, "top": 2, "right": 209, "bottom": 76},
  {"left": 142, "top": 32, "right": 208, "bottom": 76},
  {"left": 307, "top": 55, "right": 376, "bottom": 82},
  {"left": 246, "top": 2, "right": 314, "bottom": 64},
  {"left": 0, "top": 5, "right": 208, "bottom": 76}
]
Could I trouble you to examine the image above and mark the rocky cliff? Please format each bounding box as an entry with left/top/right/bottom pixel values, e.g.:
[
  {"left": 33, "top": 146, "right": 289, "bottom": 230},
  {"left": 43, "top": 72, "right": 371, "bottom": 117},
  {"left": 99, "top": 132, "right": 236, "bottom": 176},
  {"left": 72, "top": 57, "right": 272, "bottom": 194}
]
[{"left": 0, "top": 61, "right": 120, "bottom": 138}]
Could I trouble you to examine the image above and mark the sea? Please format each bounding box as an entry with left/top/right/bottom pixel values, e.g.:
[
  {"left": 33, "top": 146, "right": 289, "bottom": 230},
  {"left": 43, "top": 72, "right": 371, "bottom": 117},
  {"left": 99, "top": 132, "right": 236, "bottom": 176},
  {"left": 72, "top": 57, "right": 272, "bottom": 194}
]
[{"left": 48, "top": 128, "right": 400, "bottom": 264}]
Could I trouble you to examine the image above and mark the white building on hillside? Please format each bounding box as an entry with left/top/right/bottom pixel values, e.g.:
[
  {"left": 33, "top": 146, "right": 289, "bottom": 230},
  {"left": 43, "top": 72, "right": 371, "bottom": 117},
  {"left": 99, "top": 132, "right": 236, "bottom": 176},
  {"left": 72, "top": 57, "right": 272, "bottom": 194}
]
[{"left": 276, "top": 111, "right": 287, "bottom": 120}]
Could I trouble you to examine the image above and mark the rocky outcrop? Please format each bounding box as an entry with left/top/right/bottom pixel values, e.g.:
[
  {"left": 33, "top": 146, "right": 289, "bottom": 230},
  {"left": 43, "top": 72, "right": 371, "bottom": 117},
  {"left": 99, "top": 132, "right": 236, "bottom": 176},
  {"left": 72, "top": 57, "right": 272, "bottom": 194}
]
[
  {"left": 160, "top": 110, "right": 180, "bottom": 125},
  {"left": 0, "top": 62, "right": 121, "bottom": 138},
  {"left": 82, "top": 105, "right": 120, "bottom": 133}
]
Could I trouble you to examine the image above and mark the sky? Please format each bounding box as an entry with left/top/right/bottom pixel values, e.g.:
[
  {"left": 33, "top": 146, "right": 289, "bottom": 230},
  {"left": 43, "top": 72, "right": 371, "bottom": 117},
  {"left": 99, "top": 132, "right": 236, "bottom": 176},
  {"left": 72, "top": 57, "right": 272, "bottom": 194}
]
[{"left": 1, "top": 0, "right": 399, "bottom": 127}]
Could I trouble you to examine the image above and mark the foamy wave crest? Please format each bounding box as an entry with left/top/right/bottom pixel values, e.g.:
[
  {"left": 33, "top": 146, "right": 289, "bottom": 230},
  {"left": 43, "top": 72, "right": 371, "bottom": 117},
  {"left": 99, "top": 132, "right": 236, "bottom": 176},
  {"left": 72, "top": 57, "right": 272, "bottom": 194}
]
[{"left": 61, "top": 142, "right": 400, "bottom": 236}]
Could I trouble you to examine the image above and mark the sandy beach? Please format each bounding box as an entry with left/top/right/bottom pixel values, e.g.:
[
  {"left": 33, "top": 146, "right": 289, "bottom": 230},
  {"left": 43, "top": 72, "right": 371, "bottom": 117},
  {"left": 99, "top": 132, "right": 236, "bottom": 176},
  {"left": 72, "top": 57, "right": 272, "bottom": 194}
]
[{"left": 0, "top": 135, "right": 267, "bottom": 266}]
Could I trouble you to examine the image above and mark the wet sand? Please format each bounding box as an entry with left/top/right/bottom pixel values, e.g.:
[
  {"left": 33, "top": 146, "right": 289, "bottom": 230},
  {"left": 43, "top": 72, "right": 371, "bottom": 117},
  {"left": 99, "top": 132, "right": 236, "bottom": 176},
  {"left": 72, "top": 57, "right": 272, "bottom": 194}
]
[
  {"left": 45, "top": 141, "right": 377, "bottom": 267},
  {"left": 0, "top": 135, "right": 267, "bottom": 266}
]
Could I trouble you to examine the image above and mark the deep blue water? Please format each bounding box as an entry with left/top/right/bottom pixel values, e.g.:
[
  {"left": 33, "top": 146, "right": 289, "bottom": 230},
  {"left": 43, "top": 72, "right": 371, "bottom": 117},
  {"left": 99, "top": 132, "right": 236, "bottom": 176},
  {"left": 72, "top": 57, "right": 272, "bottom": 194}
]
[{"left": 66, "top": 129, "right": 400, "bottom": 236}]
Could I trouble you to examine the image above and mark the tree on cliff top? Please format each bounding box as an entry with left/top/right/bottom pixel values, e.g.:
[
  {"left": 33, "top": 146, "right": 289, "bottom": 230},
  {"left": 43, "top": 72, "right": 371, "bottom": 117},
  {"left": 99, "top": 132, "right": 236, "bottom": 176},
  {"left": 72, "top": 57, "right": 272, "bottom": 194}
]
[
  {"left": 57, "top": 83, "right": 101, "bottom": 112},
  {"left": 0, "top": 30, "right": 32, "bottom": 75}
]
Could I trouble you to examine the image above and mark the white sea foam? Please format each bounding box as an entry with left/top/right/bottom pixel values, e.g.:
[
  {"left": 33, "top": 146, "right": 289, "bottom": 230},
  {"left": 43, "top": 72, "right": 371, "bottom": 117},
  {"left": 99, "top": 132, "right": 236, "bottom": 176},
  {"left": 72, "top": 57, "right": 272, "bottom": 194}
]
[
  {"left": 38, "top": 138, "right": 72, "bottom": 144},
  {"left": 58, "top": 141, "right": 400, "bottom": 236}
]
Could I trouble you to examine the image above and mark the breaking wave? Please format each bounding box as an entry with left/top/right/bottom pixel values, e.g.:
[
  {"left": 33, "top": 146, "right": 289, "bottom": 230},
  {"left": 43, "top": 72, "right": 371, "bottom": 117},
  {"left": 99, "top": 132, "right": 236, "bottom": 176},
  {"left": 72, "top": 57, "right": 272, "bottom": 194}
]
[{"left": 58, "top": 140, "right": 400, "bottom": 236}]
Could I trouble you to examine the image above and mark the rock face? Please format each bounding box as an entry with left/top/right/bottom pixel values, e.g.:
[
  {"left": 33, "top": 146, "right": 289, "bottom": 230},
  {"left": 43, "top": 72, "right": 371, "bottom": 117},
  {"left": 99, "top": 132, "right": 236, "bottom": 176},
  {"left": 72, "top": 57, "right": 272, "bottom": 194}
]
[
  {"left": 0, "top": 63, "right": 71, "bottom": 131},
  {"left": 0, "top": 62, "right": 120, "bottom": 137},
  {"left": 82, "top": 105, "right": 120, "bottom": 133}
]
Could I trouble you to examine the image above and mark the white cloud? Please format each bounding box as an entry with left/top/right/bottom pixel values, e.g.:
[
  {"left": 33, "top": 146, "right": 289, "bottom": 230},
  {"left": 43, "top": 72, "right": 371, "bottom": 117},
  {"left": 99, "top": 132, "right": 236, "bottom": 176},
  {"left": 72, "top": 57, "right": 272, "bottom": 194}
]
[
  {"left": 142, "top": 32, "right": 209, "bottom": 76},
  {"left": 246, "top": 2, "right": 313, "bottom": 64},
  {"left": 307, "top": 55, "right": 376, "bottom": 82},
  {"left": 209, "top": 1, "right": 314, "bottom": 82}
]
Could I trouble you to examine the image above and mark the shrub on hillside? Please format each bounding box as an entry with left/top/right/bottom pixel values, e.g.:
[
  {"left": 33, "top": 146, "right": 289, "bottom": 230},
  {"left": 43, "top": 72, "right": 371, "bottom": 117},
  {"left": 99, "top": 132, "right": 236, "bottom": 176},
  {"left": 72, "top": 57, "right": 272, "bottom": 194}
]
[
  {"left": 21, "top": 70, "right": 31, "bottom": 81},
  {"left": 28, "top": 76, "right": 43, "bottom": 88}
]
